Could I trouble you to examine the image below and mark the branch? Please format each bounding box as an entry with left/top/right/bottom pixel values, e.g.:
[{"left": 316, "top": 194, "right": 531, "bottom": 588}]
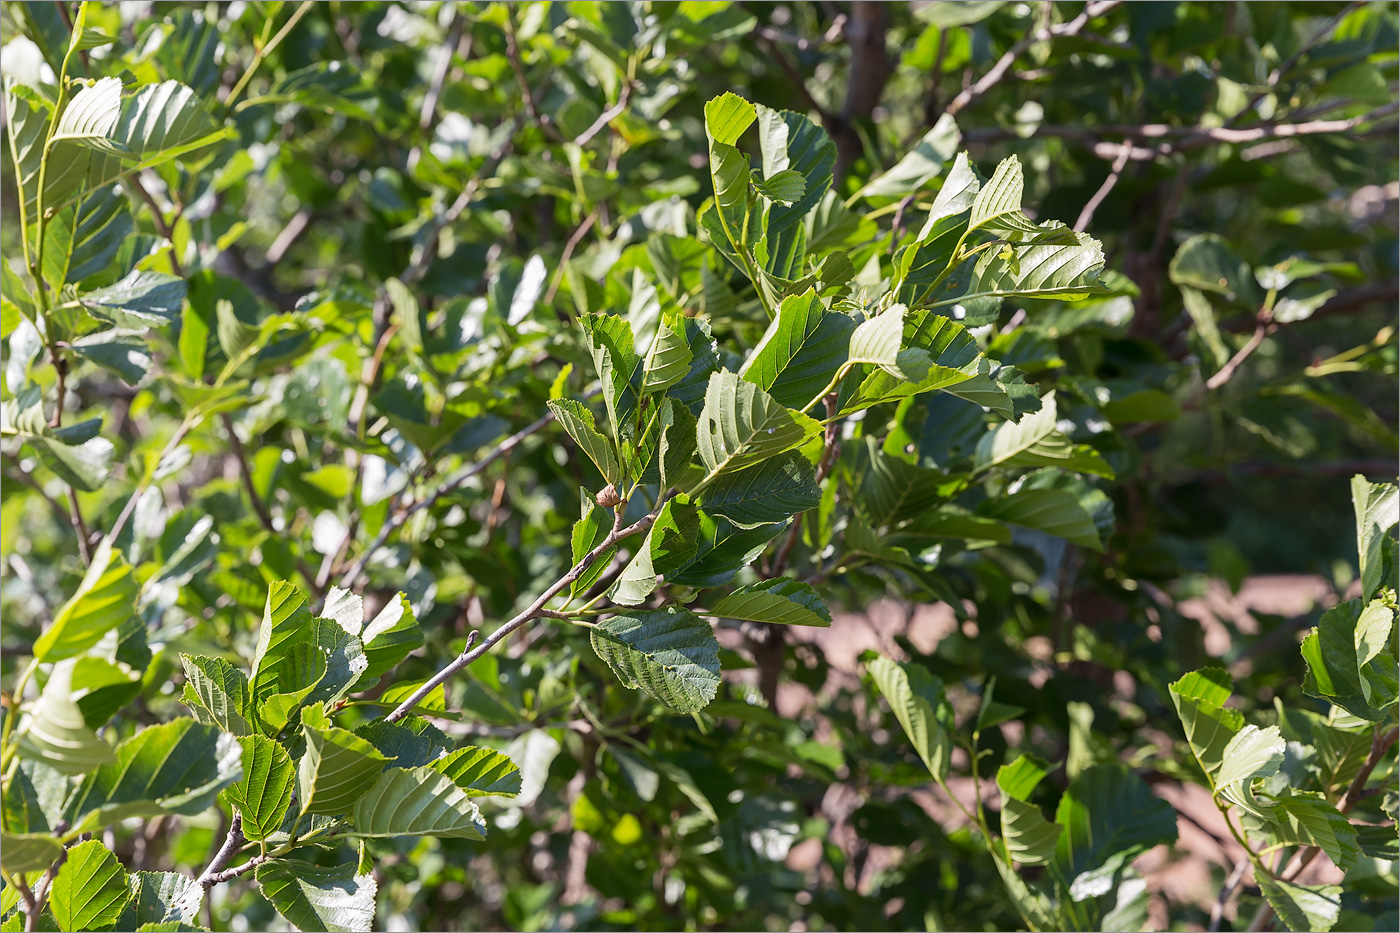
[
  {"left": 573, "top": 80, "right": 633, "bottom": 147},
  {"left": 194, "top": 813, "right": 244, "bottom": 888},
  {"left": 338, "top": 411, "right": 556, "bottom": 590},
  {"left": 65, "top": 488, "right": 92, "bottom": 565},
  {"left": 944, "top": 1, "right": 1120, "bottom": 117},
  {"left": 1074, "top": 140, "right": 1133, "bottom": 232},
  {"left": 385, "top": 502, "right": 663, "bottom": 723},
  {"left": 1231, "top": 1, "right": 1366, "bottom": 126},
  {"left": 504, "top": 6, "right": 559, "bottom": 140},
  {"left": 1205, "top": 321, "right": 1273, "bottom": 391}
]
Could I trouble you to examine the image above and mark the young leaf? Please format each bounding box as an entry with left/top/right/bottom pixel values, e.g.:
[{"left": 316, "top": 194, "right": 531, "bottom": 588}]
[
  {"left": 256, "top": 860, "right": 377, "bottom": 933},
  {"left": 695, "top": 371, "right": 821, "bottom": 479},
  {"left": 16, "top": 659, "right": 115, "bottom": 776},
  {"left": 1168, "top": 668, "right": 1244, "bottom": 784},
  {"left": 966, "top": 155, "right": 1044, "bottom": 240},
  {"left": 609, "top": 495, "right": 701, "bottom": 606},
  {"left": 868, "top": 657, "right": 953, "bottom": 781},
  {"left": 1215, "top": 724, "right": 1286, "bottom": 816},
  {"left": 590, "top": 606, "right": 721, "bottom": 713},
  {"left": 641, "top": 313, "right": 693, "bottom": 395},
  {"left": 972, "top": 394, "right": 1113, "bottom": 478},
  {"left": 225, "top": 734, "right": 295, "bottom": 841},
  {"left": 755, "top": 105, "right": 835, "bottom": 233},
  {"left": 359, "top": 593, "right": 424, "bottom": 683},
  {"left": 700, "top": 451, "right": 820, "bottom": 528},
  {"left": 548, "top": 398, "right": 620, "bottom": 482},
  {"left": 432, "top": 746, "right": 522, "bottom": 797},
  {"left": 657, "top": 398, "right": 697, "bottom": 489},
  {"left": 580, "top": 312, "right": 641, "bottom": 437},
  {"left": 847, "top": 306, "right": 906, "bottom": 376},
  {"left": 350, "top": 766, "right": 487, "bottom": 838},
  {"left": 996, "top": 755, "right": 1062, "bottom": 866},
  {"left": 1268, "top": 792, "right": 1361, "bottom": 873},
  {"left": 705, "top": 578, "right": 831, "bottom": 627},
  {"left": 180, "top": 655, "right": 251, "bottom": 735},
  {"left": 752, "top": 168, "right": 806, "bottom": 205},
  {"left": 0, "top": 832, "right": 64, "bottom": 873},
  {"left": 49, "top": 840, "right": 131, "bottom": 933},
  {"left": 1300, "top": 598, "right": 1396, "bottom": 721},
  {"left": 34, "top": 539, "right": 137, "bottom": 661},
  {"left": 1352, "top": 475, "right": 1398, "bottom": 598}
]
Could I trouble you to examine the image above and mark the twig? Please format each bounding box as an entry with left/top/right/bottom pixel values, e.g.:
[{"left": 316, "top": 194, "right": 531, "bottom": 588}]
[
  {"left": 421, "top": 12, "right": 463, "bottom": 132},
  {"left": 339, "top": 411, "right": 556, "bottom": 589},
  {"left": 757, "top": 29, "right": 834, "bottom": 123},
  {"left": 65, "top": 488, "right": 92, "bottom": 565},
  {"left": 221, "top": 414, "right": 275, "bottom": 531},
  {"left": 264, "top": 208, "right": 312, "bottom": 265},
  {"left": 1208, "top": 858, "right": 1251, "bottom": 933},
  {"left": 1205, "top": 322, "right": 1274, "bottom": 392},
  {"left": 1074, "top": 140, "right": 1133, "bottom": 232},
  {"left": 223, "top": 1, "right": 315, "bottom": 112},
  {"left": 574, "top": 81, "right": 633, "bottom": 147},
  {"left": 944, "top": 1, "right": 1120, "bottom": 117},
  {"left": 504, "top": 6, "right": 558, "bottom": 139},
  {"left": 542, "top": 210, "right": 598, "bottom": 306},
  {"left": 385, "top": 503, "right": 662, "bottom": 723}
]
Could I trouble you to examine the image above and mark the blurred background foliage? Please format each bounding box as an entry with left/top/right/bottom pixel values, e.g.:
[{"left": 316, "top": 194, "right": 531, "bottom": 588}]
[{"left": 1, "top": 1, "right": 1396, "bottom": 931}]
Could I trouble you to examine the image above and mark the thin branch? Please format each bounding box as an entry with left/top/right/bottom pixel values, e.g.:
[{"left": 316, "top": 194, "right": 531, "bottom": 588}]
[
  {"left": 757, "top": 30, "right": 834, "bottom": 124},
  {"left": 339, "top": 411, "right": 556, "bottom": 590},
  {"left": 1205, "top": 321, "right": 1273, "bottom": 391},
  {"left": 1232, "top": 1, "right": 1365, "bottom": 125},
  {"left": 264, "top": 208, "right": 312, "bottom": 265},
  {"left": 504, "top": 6, "right": 559, "bottom": 139},
  {"left": 1074, "top": 140, "right": 1132, "bottom": 232},
  {"left": 542, "top": 210, "right": 598, "bottom": 306},
  {"left": 385, "top": 502, "right": 663, "bottom": 723},
  {"left": 573, "top": 81, "right": 633, "bottom": 147},
  {"left": 421, "top": 12, "right": 463, "bottom": 132},
  {"left": 1208, "top": 858, "right": 1251, "bottom": 933},
  {"left": 944, "top": 1, "right": 1120, "bottom": 117},
  {"left": 65, "top": 487, "right": 92, "bottom": 565}
]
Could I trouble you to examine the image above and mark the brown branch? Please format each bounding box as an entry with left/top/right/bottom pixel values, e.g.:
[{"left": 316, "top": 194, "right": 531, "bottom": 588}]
[
  {"left": 944, "top": 1, "right": 1120, "bottom": 118},
  {"left": 573, "top": 81, "right": 633, "bottom": 147},
  {"left": 757, "top": 30, "right": 834, "bottom": 125},
  {"left": 542, "top": 210, "right": 598, "bottom": 306},
  {"left": 1231, "top": 1, "right": 1366, "bottom": 126},
  {"left": 385, "top": 501, "right": 664, "bottom": 723},
  {"left": 1205, "top": 321, "right": 1274, "bottom": 391},
  {"left": 194, "top": 813, "right": 244, "bottom": 888},
  {"left": 504, "top": 6, "right": 559, "bottom": 140},
  {"left": 339, "top": 410, "right": 556, "bottom": 590},
  {"left": 1074, "top": 140, "right": 1133, "bottom": 232},
  {"left": 1209, "top": 858, "right": 1252, "bottom": 933},
  {"left": 65, "top": 487, "right": 92, "bottom": 565}
]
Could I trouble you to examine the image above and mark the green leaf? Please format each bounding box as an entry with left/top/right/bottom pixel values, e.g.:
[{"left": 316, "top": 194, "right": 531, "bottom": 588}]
[
  {"left": 34, "top": 540, "right": 137, "bottom": 661},
  {"left": 42, "top": 80, "right": 226, "bottom": 215},
  {"left": 590, "top": 606, "right": 721, "bottom": 713},
  {"left": 838, "top": 312, "right": 982, "bottom": 415},
  {"left": 706, "top": 578, "right": 831, "bottom": 627},
  {"left": 359, "top": 593, "right": 424, "bottom": 684},
  {"left": 848, "top": 306, "right": 905, "bottom": 376},
  {"left": 1352, "top": 476, "right": 1398, "bottom": 598},
  {"left": 354, "top": 718, "right": 449, "bottom": 769},
  {"left": 752, "top": 168, "right": 805, "bottom": 205},
  {"left": 979, "top": 488, "right": 1105, "bottom": 550},
  {"left": 0, "top": 832, "right": 64, "bottom": 873},
  {"left": 1053, "top": 765, "right": 1177, "bottom": 889},
  {"left": 739, "top": 288, "right": 855, "bottom": 410},
  {"left": 1215, "top": 724, "right": 1286, "bottom": 816},
  {"left": 1169, "top": 668, "right": 1244, "bottom": 784},
  {"left": 967, "top": 156, "right": 1043, "bottom": 240},
  {"left": 80, "top": 270, "right": 187, "bottom": 329},
  {"left": 658, "top": 398, "right": 697, "bottom": 489},
  {"left": 867, "top": 657, "right": 953, "bottom": 781},
  {"left": 70, "top": 329, "right": 152, "bottom": 385},
  {"left": 256, "top": 859, "right": 377, "bottom": 933},
  {"left": 3, "top": 388, "right": 116, "bottom": 493},
  {"left": 16, "top": 658, "right": 115, "bottom": 775},
  {"left": 641, "top": 313, "right": 694, "bottom": 395},
  {"left": 349, "top": 765, "right": 488, "bottom": 839},
  {"left": 66, "top": 719, "right": 241, "bottom": 832},
  {"left": 180, "top": 655, "right": 251, "bottom": 735},
  {"left": 666, "top": 511, "right": 785, "bottom": 588},
  {"left": 695, "top": 371, "right": 821, "bottom": 478},
  {"left": 570, "top": 490, "right": 616, "bottom": 598},
  {"left": 972, "top": 394, "right": 1113, "bottom": 478},
  {"left": 858, "top": 447, "right": 952, "bottom": 529},
  {"left": 701, "top": 451, "right": 819, "bottom": 528},
  {"left": 857, "top": 115, "right": 960, "bottom": 200},
  {"left": 1267, "top": 792, "right": 1360, "bottom": 873},
  {"left": 1257, "top": 878, "right": 1342, "bottom": 933},
  {"left": 1301, "top": 597, "right": 1397, "bottom": 721},
  {"left": 432, "top": 746, "right": 522, "bottom": 797},
  {"left": 962, "top": 232, "right": 1108, "bottom": 305},
  {"left": 996, "top": 755, "right": 1062, "bottom": 866},
  {"left": 49, "top": 840, "right": 130, "bottom": 933},
  {"left": 579, "top": 312, "right": 641, "bottom": 438},
  {"left": 704, "top": 92, "right": 756, "bottom": 147},
  {"left": 609, "top": 494, "right": 701, "bottom": 606},
  {"left": 116, "top": 871, "right": 203, "bottom": 930},
  {"left": 704, "top": 93, "right": 758, "bottom": 259},
  {"left": 755, "top": 105, "right": 835, "bottom": 234},
  {"left": 298, "top": 707, "right": 390, "bottom": 815},
  {"left": 1168, "top": 233, "right": 1258, "bottom": 308},
  {"left": 549, "top": 398, "right": 619, "bottom": 483},
  {"left": 225, "top": 734, "right": 295, "bottom": 841}
]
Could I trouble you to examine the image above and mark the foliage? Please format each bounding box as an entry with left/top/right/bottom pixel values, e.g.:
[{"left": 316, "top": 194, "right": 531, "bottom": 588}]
[{"left": 1, "top": 2, "right": 1396, "bottom": 932}]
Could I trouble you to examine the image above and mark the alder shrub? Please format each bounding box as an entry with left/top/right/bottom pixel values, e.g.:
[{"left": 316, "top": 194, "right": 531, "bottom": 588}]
[{"left": 1, "top": 3, "right": 1396, "bottom": 933}]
